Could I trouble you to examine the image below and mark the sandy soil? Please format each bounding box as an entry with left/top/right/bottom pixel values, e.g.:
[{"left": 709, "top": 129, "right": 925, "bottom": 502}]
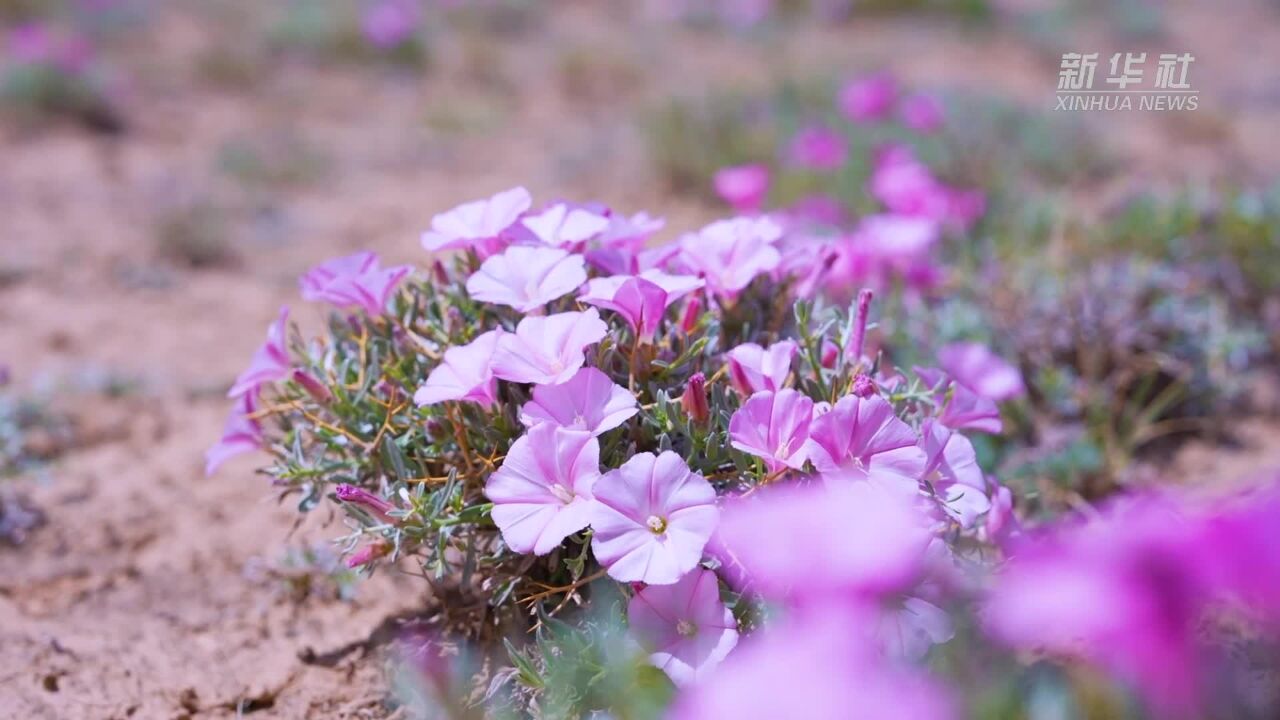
[{"left": 3, "top": 2, "right": 1280, "bottom": 717}]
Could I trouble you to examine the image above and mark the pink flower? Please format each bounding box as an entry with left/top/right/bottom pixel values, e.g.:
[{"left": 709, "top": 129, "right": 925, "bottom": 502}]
[
  {"left": 585, "top": 212, "right": 667, "bottom": 275},
  {"left": 335, "top": 484, "right": 397, "bottom": 524},
  {"left": 937, "top": 341, "right": 1025, "bottom": 401},
  {"left": 361, "top": 0, "right": 419, "bottom": 49},
  {"left": 726, "top": 340, "right": 796, "bottom": 395},
  {"left": 807, "top": 394, "right": 927, "bottom": 490},
  {"left": 838, "top": 73, "right": 897, "bottom": 123},
  {"left": 853, "top": 214, "right": 940, "bottom": 270},
  {"left": 677, "top": 217, "right": 782, "bottom": 300},
  {"left": 900, "top": 93, "right": 944, "bottom": 133},
  {"left": 875, "top": 596, "right": 955, "bottom": 661},
  {"left": 917, "top": 367, "right": 1002, "bottom": 434},
  {"left": 714, "top": 481, "right": 931, "bottom": 601},
  {"left": 228, "top": 306, "right": 291, "bottom": 398},
  {"left": 870, "top": 147, "right": 983, "bottom": 229},
  {"left": 579, "top": 270, "right": 704, "bottom": 341},
  {"left": 728, "top": 389, "right": 813, "bottom": 472},
  {"left": 420, "top": 187, "right": 531, "bottom": 256},
  {"left": 204, "top": 393, "right": 262, "bottom": 476},
  {"left": 628, "top": 568, "right": 739, "bottom": 686},
  {"left": 786, "top": 125, "right": 847, "bottom": 171},
  {"left": 713, "top": 164, "right": 770, "bottom": 212},
  {"left": 465, "top": 246, "right": 587, "bottom": 312},
  {"left": 590, "top": 451, "right": 718, "bottom": 585},
  {"left": 519, "top": 203, "right": 610, "bottom": 250},
  {"left": 299, "top": 251, "right": 411, "bottom": 316},
  {"left": 485, "top": 424, "right": 600, "bottom": 555},
  {"left": 414, "top": 329, "right": 503, "bottom": 407},
  {"left": 491, "top": 309, "right": 609, "bottom": 386},
  {"left": 981, "top": 482, "right": 1019, "bottom": 545},
  {"left": 920, "top": 420, "right": 989, "bottom": 528},
  {"left": 518, "top": 366, "right": 637, "bottom": 436}
]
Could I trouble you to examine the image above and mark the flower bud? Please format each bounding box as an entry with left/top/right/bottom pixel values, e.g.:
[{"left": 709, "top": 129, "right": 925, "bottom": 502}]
[
  {"left": 679, "top": 295, "right": 702, "bottom": 335},
  {"left": 820, "top": 339, "right": 839, "bottom": 369},
  {"left": 680, "top": 372, "right": 710, "bottom": 425},
  {"left": 291, "top": 369, "right": 333, "bottom": 405},
  {"left": 431, "top": 259, "right": 450, "bottom": 286},
  {"left": 335, "top": 483, "right": 396, "bottom": 524},
  {"left": 852, "top": 373, "right": 876, "bottom": 398},
  {"left": 346, "top": 539, "right": 392, "bottom": 569},
  {"left": 848, "top": 288, "right": 874, "bottom": 363}
]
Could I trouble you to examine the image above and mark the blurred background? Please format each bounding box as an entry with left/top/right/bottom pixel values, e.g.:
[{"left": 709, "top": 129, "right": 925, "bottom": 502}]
[{"left": 2, "top": 0, "right": 1278, "bottom": 716}]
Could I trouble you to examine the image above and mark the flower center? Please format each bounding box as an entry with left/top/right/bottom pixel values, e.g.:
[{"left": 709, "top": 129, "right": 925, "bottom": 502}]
[
  {"left": 646, "top": 515, "right": 668, "bottom": 534},
  {"left": 676, "top": 619, "right": 697, "bottom": 637},
  {"left": 549, "top": 484, "right": 575, "bottom": 505}
]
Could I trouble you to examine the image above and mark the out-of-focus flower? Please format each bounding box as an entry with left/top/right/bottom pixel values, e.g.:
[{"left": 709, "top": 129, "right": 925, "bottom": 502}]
[
  {"left": 347, "top": 539, "right": 393, "bottom": 568},
  {"left": 679, "top": 294, "right": 702, "bottom": 334},
  {"left": 871, "top": 147, "right": 983, "bottom": 230},
  {"left": 290, "top": 369, "right": 332, "bottom": 405},
  {"left": 917, "top": 367, "right": 1003, "bottom": 434},
  {"left": 414, "top": 329, "right": 503, "bottom": 407},
  {"left": 808, "top": 394, "right": 927, "bottom": 490},
  {"left": 361, "top": 0, "right": 419, "bottom": 49},
  {"left": 585, "top": 212, "right": 667, "bottom": 275},
  {"left": 491, "top": 310, "right": 609, "bottom": 386},
  {"left": 713, "top": 164, "right": 770, "bottom": 212},
  {"left": 204, "top": 393, "right": 262, "bottom": 476},
  {"left": 485, "top": 425, "right": 600, "bottom": 555},
  {"left": 591, "top": 451, "right": 718, "bottom": 585},
  {"left": 838, "top": 73, "right": 898, "bottom": 123},
  {"left": 677, "top": 217, "right": 782, "bottom": 300},
  {"left": 900, "top": 93, "right": 945, "bottom": 133},
  {"left": 728, "top": 389, "right": 813, "bottom": 472},
  {"left": 579, "top": 270, "right": 704, "bottom": 341},
  {"left": 299, "top": 251, "right": 411, "bottom": 316},
  {"left": 937, "top": 341, "right": 1025, "bottom": 401},
  {"left": 789, "top": 194, "right": 846, "bottom": 226},
  {"left": 981, "top": 481, "right": 1019, "bottom": 545},
  {"left": 628, "top": 567, "right": 739, "bottom": 686},
  {"left": 519, "top": 203, "right": 610, "bottom": 250},
  {"left": 852, "top": 214, "right": 940, "bottom": 274},
  {"left": 335, "top": 483, "right": 397, "bottom": 524},
  {"left": 919, "top": 420, "right": 989, "bottom": 528},
  {"left": 228, "top": 306, "right": 291, "bottom": 398},
  {"left": 726, "top": 340, "right": 796, "bottom": 395},
  {"left": 420, "top": 187, "right": 531, "bottom": 257},
  {"left": 518, "top": 367, "right": 637, "bottom": 436},
  {"left": 786, "top": 125, "right": 847, "bottom": 171},
  {"left": 680, "top": 372, "right": 710, "bottom": 425},
  {"left": 465, "top": 246, "right": 587, "bottom": 312}
]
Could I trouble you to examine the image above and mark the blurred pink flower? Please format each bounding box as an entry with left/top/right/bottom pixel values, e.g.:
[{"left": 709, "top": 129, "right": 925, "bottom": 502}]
[
  {"left": 519, "top": 203, "right": 610, "bottom": 250},
  {"left": 518, "top": 366, "right": 637, "bottom": 436},
  {"left": 900, "top": 93, "right": 945, "bottom": 133},
  {"left": 917, "top": 367, "right": 1002, "bottom": 434},
  {"left": 677, "top": 217, "right": 782, "bottom": 300},
  {"left": 937, "top": 341, "right": 1025, "bottom": 401},
  {"left": 204, "top": 393, "right": 262, "bottom": 476},
  {"left": 421, "top": 186, "right": 531, "bottom": 256},
  {"left": 786, "top": 125, "right": 847, "bottom": 171},
  {"left": 871, "top": 147, "right": 982, "bottom": 229},
  {"left": 580, "top": 270, "right": 704, "bottom": 341},
  {"left": 414, "top": 329, "right": 503, "bottom": 407},
  {"left": 875, "top": 596, "right": 955, "bottom": 661},
  {"left": 713, "top": 164, "right": 770, "bottom": 212},
  {"left": 228, "top": 306, "right": 291, "bottom": 398},
  {"left": 591, "top": 451, "right": 718, "bottom": 585},
  {"left": 8, "top": 23, "right": 52, "bottom": 64},
  {"left": 299, "top": 251, "right": 411, "bottom": 316},
  {"left": 361, "top": 0, "right": 419, "bottom": 49},
  {"left": 980, "top": 482, "right": 1019, "bottom": 545},
  {"left": 491, "top": 309, "right": 609, "bottom": 385},
  {"left": 919, "top": 420, "right": 989, "bottom": 528},
  {"left": 728, "top": 389, "right": 813, "bottom": 473},
  {"left": 465, "top": 246, "right": 587, "bottom": 312},
  {"left": 585, "top": 212, "right": 667, "bottom": 275},
  {"left": 726, "top": 340, "right": 796, "bottom": 395},
  {"left": 853, "top": 214, "right": 940, "bottom": 270},
  {"left": 628, "top": 568, "right": 739, "bottom": 686},
  {"left": 807, "top": 394, "right": 927, "bottom": 490},
  {"left": 485, "top": 424, "right": 600, "bottom": 555},
  {"left": 838, "top": 73, "right": 898, "bottom": 123}
]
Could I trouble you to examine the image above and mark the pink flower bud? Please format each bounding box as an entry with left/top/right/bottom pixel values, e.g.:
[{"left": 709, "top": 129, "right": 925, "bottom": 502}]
[
  {"left": 679, "top": 295, "right": 702, "bottom": 334},
  {"left": 848, "top": 288, "right": 874, "bottom": 363},
  {"left": 431, "top": 259, "right": 450, "bottom": 286},
  {"left": 852, "top": 374, "right": 876, "bottom": 398},
  {"left": 346, "top": 539, "right": 392, "bottom": 568},
  {"left": 335, "top": 484, "right": 397, "bottom": 524},
  {"left": 820, "top": 340, "right": 839, "bottom": 369},
  {"left": 291, "top": 369, "right": 333, "bottom": 405},
  {"left": 680, "top": 372, "right": 710, "bottom": 425}
]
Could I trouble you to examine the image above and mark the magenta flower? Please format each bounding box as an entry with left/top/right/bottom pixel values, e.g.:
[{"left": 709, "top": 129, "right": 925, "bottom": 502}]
[
  {"left": 590, "top": 451, "right": 718, "bottom": 585},
  {"left": 485, "top": 424, "right": 600, "bottom": 555},
  {"left": 853, "top": 213, "right": 939, "bottom": 270},
  {"left": 920, "top": 420, "right": 989, "bottom": 528},
  {"left": 204, "top": 393, "right": 262, "bottom": 476},
  {"left": 335, "top": 484, "right": 397, "bottom": 524},
  {"left": 900, "top": 92, "right": 945, "bottom": 133},
  {"left": 786, "top": 125, "right": 847, "bottom": 171},
  {"left": 299, "top": 251, "right": 411, "bottom": 316},
  {"left": 807, "top": 394, "right": 927, "bottom": 489},
  {"left": 838, "top": 73, "right": 897, "bottom": 123},
  {"left": 519, "top": 203, "right": 610, "bottom": 250},
  {"left": 917, "top": 367, "right": 1002, "bottom": 434},
  {"left": 579, "top": 270, "right": 704, "bottom": 341},
  {"left": 518, "top": 366, "right": 637, "bottom": 436},
  {"left": 713, "top": 164, "right": 770, "bottom": 212},
  {"left": 420, "top": 186, "right": 531, "bottom": 256},
  {"left": 465, "top": 245, "right": 587, "bottom": 312},
  {"left": 361, "top": 0, "right": 419, "bottom": 49},
  {"left": 726, "top": 340, "right": 796, "bottom": 395},
  {"left": 628, "top": 568, "right": 739, "bottom": 686},
  {"left": 413, "top": 329, "right": 503, "bottom": 407},
  {"left": 728, "top": 389, "right": 813, "bottom": 473},
  {"left": 491, "top": 309, "right": 609, "bottom": 386},
  {"left": 714, "top": 481, "right": 931, "bottom": 600},
  {"left": 228, "top": 306, "right": 291, "bottom": 398},
  {"left": 937, "top": 341, "right": 1025, "bottom": 401},
  {"left": 677, "top": 217, "right": 782, "bottom": 300}
]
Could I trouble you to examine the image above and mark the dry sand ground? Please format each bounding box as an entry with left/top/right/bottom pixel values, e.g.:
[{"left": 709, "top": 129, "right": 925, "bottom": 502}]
[{"left": 3, "top": 2, "right": 1280, "bottom": 717}]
